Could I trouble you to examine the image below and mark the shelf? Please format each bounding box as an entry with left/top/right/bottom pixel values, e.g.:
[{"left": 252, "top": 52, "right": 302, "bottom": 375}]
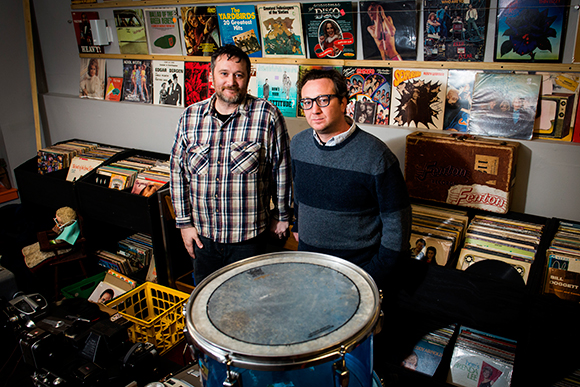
[
  {"left": 72, "top": 0, "right": 259, "bottom": 10},
  {"left": 79, "top": 52, "right": 580, "bottom": 71}
]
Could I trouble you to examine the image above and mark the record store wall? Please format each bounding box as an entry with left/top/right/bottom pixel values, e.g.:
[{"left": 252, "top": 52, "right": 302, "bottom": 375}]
[{"left": 0, "top": 0, "right": 579, "bottom": 222}]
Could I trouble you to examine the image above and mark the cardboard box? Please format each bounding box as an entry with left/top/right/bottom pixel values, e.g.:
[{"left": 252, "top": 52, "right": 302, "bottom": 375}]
[{"left": 405, "top": 131, "right": 519, "bottom": 214}]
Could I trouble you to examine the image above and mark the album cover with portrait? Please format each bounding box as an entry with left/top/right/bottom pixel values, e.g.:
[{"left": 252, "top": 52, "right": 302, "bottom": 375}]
[
  {"left": 343, "top": 66, "right": 391, "bottom": 125},
  {"left": 302, "top": 1, "right": 356, "bottom": 59}
]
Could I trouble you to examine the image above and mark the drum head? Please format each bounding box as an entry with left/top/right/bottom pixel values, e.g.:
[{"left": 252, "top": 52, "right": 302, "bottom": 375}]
[{"left": 186, "top": 252, "right": 380, "bottom": 370}]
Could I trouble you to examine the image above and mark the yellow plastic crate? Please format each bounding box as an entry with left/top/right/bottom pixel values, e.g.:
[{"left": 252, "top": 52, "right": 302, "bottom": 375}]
[{"left": 106, "top": 282, "right": 190, "bottom": 355}]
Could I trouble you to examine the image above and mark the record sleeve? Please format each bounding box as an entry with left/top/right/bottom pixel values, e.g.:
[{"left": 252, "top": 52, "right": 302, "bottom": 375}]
[
  {"left": 257, "top": 3, "right": 306, "bottom": 58},
  {"left": 152, "top": 60, "right": 184, "bottom": 107},
  {"left": 468, "top": 73, "right": 542, "bottom": 140},
  {"left": 410, "top": 232, "right": 453, "bottom": 266},
  {"left": 114, "top": 9, "right": 149, "bottom": 55},
  {"left": 181, "top": 6, "right": 220, "bottom": 57},
  {"left": 71, "top": 12, "right": 105, "bottom": 54},
  {"left": 360, "top": 0, "right": 417, "bottom": 61},
  {"left": 184, "top": 62, "right": 214, "bottom": 107},
  {"left": 495, "top": 0, "right": 569, "bottom": 63},
  {"left": 105, "top": 77, "right": 123, "bottom": 101},
  {"left": 390, "top": 68, "right": 447, "bottom": 129},
  {"left": 256, "top": 64, "right": 299, "bottom": 118},
  {"left": 423, "top": 0, "right": 488, "bottom": 62},
  {"left": 79, "top": 58, "right": 106, "bottom": 100},
  {"left": 302, "top": 2, "right": 356, "bottom": 59},
  {"left": 457, "top": 247, "right": 531, "bottom": 283},
  {"left": 444, "top": 69, "right": 479, "bottom": 132},
  {"left": 143, "top": 7, "right": 183, "bottom": 55},
  {"left": 216, "top": 5, "right": 261, "bottom": 57},
  {"left": 122, "top": 59, "right": 152, "bottom": 104},
  {"left": 343, "top": 66, "right": 392, "bottom": 125}
]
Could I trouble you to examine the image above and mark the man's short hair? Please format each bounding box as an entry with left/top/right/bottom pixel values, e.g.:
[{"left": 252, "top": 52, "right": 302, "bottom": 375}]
[
  {"left": 210, "top": 44, "right": 251, "bottom": 77},
  {"left": 297, "top": 69, "right": 348, "bottom": 101}
]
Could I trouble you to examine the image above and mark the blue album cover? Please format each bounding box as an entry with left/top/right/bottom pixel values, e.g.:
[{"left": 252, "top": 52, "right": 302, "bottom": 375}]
[{"left": 495, "top": 0, "right": 569, "bottom": 62}]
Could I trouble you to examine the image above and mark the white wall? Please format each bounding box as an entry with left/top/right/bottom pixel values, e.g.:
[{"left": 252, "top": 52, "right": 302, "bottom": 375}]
[{"left": 1, "top": 0, "right": 579, "bottom": 222}]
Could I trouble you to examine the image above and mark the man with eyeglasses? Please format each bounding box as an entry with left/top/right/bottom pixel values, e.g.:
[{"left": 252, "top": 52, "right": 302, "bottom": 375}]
[
  {"left": 290, "top": 69, "right": 411, "bottom": 289},
  {"left": 170, "top": 45, "right": 292, "bottom": 285}
]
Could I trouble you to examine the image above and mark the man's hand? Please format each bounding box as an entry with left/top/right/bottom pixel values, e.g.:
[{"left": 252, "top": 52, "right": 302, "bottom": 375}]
[
  {"left": 270, "top": 219, "right": 289, "bottom": 240},
  {"left": 180, "top": 226, "right": 203, "bottom": 259}
]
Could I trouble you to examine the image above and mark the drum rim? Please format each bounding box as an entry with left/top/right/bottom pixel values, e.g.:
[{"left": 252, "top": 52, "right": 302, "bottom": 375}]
[{"left": 185, "top": 251, "right": 381, "bottom": 371}]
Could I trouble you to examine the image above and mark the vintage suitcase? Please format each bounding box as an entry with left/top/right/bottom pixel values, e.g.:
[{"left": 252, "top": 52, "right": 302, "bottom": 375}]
[{"left": 405, "top": 131, "right": 519, "bottom": 214}]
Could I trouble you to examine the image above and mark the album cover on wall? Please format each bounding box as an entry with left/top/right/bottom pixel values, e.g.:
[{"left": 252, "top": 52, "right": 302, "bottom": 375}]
[
  {"left": 389, "top": 68, "right": 448, "bottom": 129},
  {"left": 495, "top": 0, "right": 569, "bottom": 62},
  {"left": 256, "top": 64, "right": 299, "bottom": 117},
  {"left": 216, "top": 5, "right": 261, "bottom": 57},
  {"left": 343, "top": 66, "right": 392, "bottom": 125},
  {"left": 360, "top": 0, "right": 417, "bottom": 61},
  {"left": 423, "top": 0, "right": 487, "bottom": 61},
  {"left": 182, "top": 6, "right": 220, "bottom": 56},
  {"left": 143, "top": 7, "right": 183, "bottom": 55},
  {"left": 468, "top": 73, "right": 542, "bottom": 140},
  {"left": 122, "top": 59, "right": 152, "bottom": 104},
  {"left": 257, "top": 3, "right": 306, "bottom": 58},
  {"left": 152, "top": 60, "right": 184, "bottom": 107},
  {"left": 443, "top": 69, "right": 479, "bottom": 131},
  {"left": 302, "top": 1, "right": 356, "bottom": 59},
  {"left": 184, "top": 62, "right": 214, "bottom": 107}
]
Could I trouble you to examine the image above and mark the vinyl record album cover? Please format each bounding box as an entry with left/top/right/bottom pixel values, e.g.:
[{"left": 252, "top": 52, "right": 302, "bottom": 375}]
[
  {"left": 184, "top": 62, "right": 214, "bottom": 107},
  {"left": 302, "top": 1, "right": 356, "bottom": 59},
  {"left": 423, "top": 0, "right": 487, "bottom": 61},
  {"left": 257, "top": 3, "right": 306, "bottom": 58},
  {"left": 79, "top": 58, "right": 106, "bottom": 100},
  {"left": 468, "top": 73, "right": 541, "bottom": 140},
  {"left": 216, "top": 5, "right": 261, "bottom": 58},
  {"left": 144, "top": 7, "right": 183, "bottom": 55},
  {"left": 181, "top": 6, "right": 220, "bottom": 56},
  {"left": 256, "top": 64, "right": 299, "bottom": 117},
  {"left": 444, "top": 69, "right": 479, "bottom": 131},
  {"left": 495, "top": 0, "right": 569, "bottom": 62},
  {"left": 122, "top": 59, "right": 152, "bottom": 103},
  {"left": 390, "top": 68, "right": 447, "bottom": 129},
  {"left": 114, "top": 9, "right": 149, "bottom": 55},
  {"left": 360, "top": 0, "right": 417, "bottom": 60},
  {"left": 152, "top": 60, "right": 184, "bottom": 107},
  {"left": 343, "top": 66, "right": 392, "bottom": 125}
]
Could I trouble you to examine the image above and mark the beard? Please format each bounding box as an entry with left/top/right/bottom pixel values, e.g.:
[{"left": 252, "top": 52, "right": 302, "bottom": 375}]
[{"left": 215, "top": 85, "right": 247, "bottom": 105}]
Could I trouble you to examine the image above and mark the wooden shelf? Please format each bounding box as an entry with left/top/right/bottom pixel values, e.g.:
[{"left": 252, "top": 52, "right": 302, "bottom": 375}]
[
  {"left": 79, "top": 53, "right": 580, "bottom": 71},
  {"left": 72, "top": 0, "right": 269, "bottom": 9}
]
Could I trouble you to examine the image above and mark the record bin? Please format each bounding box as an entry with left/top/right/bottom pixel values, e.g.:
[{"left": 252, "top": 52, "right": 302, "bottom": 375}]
[
  {"left": 75, "top": 149, "right": 169, "bottom": 235},
  {"left": 14, "top": 139, "right": 126, "bottom": 211}
]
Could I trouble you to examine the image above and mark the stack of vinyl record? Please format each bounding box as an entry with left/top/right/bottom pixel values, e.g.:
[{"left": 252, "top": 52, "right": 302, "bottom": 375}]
[
  {"left": 543, "top": 220, "right": 580, "bottom": 301},
  {"left": 456, "top": 215, "right": 544, "bottom": 285},
  {"left": 448, "top": 326, "right": 516, "bottom": 387},
  {"left": 410, "top": 204, "right": 469, "bottom": 266},
  {"left": 400, "top": 324, "right": 456, "bottom": 377}
]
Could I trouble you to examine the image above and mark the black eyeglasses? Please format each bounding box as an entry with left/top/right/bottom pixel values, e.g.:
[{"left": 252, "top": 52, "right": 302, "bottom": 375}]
[{"left": 299, "top": 94, "right": 338, "bottom": 110}]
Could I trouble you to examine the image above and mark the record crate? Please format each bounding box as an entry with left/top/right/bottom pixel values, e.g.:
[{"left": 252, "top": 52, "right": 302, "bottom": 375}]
[{"left": 106, "top": 282, "right": 190, "bottom": 355}]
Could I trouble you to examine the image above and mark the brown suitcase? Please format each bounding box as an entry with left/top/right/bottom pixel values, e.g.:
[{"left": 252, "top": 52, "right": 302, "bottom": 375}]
[{"left": 405, "top": 131, "right": 519, "bottom": 214}]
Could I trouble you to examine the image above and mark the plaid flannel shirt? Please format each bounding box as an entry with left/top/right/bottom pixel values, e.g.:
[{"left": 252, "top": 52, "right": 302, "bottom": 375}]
[{"left": 170, "top": 94, "right": 292, "bottom": 243}]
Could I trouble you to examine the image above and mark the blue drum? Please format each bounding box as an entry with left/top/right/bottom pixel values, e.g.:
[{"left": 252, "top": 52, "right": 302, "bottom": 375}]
[{"left": 185, "top": 252, "right": 383, "bottom": 387}]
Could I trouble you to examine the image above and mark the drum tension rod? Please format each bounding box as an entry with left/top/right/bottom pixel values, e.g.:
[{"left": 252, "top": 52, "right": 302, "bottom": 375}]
[
  {"left": 333, "top": 345, "right": 350, "bottom": 387},
  {"left": 223, "top": 355, "right": 242, "bottom": 387}
]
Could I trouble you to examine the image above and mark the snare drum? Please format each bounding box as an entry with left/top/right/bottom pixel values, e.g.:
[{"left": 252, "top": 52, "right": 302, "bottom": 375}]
[{"left": 185, "top": 252, "right": 382, "bottom": 387}]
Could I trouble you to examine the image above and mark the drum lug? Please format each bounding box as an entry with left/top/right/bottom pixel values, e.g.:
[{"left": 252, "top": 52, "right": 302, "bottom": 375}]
[
  {"left": 223, "top": 356, "right": 242, "bottom": 387},
  {"left": 374, "top": 310, "right": 385, "bottom": 335},
  {"left": 333, "top": 346, "right": 350, "bottom": 387}
]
